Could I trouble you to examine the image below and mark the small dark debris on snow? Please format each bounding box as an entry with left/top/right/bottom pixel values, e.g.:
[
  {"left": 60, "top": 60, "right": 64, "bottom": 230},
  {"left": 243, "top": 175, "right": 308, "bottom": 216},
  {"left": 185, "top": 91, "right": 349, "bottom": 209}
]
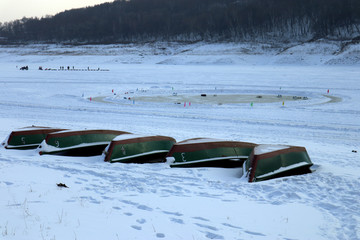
[
  {"left": 57, "top": 183, "right": 69, "bottom": 188},
  {"left": 352, "top": 150, "right": 357, "bottom": 153}
]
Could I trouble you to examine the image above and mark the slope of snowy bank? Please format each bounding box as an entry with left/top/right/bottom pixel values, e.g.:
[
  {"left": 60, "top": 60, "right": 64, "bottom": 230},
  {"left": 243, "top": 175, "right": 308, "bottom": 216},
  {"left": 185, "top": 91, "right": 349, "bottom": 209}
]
[
  {"left": 0, "top": 43, "right": 359, "bottom": 240},
  {"left": 0, "top": 39, "right": 359, "bottom": 66}
]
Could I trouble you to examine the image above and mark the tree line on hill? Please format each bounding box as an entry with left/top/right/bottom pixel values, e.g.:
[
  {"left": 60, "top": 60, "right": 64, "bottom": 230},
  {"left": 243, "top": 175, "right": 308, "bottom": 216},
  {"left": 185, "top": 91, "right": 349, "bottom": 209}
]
[{"left": 0, "top": 0, "right": 359, "bottom": 44}]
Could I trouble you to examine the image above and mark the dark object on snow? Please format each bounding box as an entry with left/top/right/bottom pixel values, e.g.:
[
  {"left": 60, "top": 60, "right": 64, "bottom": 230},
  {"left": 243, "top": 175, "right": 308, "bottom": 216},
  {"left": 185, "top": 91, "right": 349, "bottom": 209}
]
[
  {"left": 2, "top": 126, "right": 66, "bottom": 150},
  {"left": 167, "top": 138, "right": 256, "bottom": 168},
  {"left": 57, "top": 183, "right": 69, "bottom": 188},
  {"left": 104, "top": 134, "right": 175, "bottom": 163},
  {"left": 201, "top": 94, "right": 207, "bottom": 97},
  {"left": 39, "top": 129, "right": 130, "bottom": 156},
  {"left": 20, "top": 66, "right": 28, "bottom": 70},
  {"left": 244, "top": 144, "right": 313, "bottom": 182},
  {"left": 352, "top": 150, "right": 357, "bottom": 153}
]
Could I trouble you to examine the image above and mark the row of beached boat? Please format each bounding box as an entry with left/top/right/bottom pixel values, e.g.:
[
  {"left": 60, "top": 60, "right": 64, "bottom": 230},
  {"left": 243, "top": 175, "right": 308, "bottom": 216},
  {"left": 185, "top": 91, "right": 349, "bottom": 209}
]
[{"left": 1, "top": 126, "right": 313, "bottom": 182}]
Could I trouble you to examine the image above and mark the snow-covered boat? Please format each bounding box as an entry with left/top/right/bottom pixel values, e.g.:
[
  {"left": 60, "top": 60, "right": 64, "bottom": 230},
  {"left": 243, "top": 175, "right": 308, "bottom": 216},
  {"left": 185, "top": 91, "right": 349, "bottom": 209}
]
[
  {"left": 244, "top": 144, "right": 313, "bottom": 182},
  {"left": 38, "top": 129, "right": 129, "bottom": 156},
  {"left": 103, "top": 134, "right": 176, "bottom": 163},
  {"left": 1, "top": 126, "right": 65, "bottom": 150},
  {"left": 166, "top": 138, "right": 257, "bottom": 168}
]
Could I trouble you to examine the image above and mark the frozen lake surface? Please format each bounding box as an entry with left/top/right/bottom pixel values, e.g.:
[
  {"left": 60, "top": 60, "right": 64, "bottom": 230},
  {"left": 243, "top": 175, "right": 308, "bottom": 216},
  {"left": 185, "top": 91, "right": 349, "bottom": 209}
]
[{"left": 0, "top": 43, "right": 359, "bottom": 240}]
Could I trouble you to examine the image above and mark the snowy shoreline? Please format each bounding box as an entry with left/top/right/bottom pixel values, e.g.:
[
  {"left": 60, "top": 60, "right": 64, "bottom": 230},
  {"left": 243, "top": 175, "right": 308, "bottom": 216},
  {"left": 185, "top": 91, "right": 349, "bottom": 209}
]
[{"left": 1, "top": 39, "right": 360, "bottom": 66}]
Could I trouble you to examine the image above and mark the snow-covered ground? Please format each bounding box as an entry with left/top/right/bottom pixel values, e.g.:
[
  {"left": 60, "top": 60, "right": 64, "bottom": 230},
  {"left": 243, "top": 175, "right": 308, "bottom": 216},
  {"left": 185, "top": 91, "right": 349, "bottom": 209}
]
[{"left": 0, "top": 42, "right": 359, "bottom": 240}]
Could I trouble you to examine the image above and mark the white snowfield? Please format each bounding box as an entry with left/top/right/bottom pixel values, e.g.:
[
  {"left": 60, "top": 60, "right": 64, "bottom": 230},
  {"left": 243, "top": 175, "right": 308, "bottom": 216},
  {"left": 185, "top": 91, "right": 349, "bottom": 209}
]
[{"left": 0, "top": 41, "right": 359, "bottom": 240}]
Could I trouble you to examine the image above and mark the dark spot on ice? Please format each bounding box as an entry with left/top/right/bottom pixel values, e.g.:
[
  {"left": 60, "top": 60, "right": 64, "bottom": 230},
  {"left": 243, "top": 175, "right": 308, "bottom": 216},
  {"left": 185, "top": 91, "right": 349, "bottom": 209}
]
[
  {"left": 57, "top": 183, "right": 69, "bottom": 188},
  {"left": 156, "top": 233, "right": 165, "bottom": 238}
]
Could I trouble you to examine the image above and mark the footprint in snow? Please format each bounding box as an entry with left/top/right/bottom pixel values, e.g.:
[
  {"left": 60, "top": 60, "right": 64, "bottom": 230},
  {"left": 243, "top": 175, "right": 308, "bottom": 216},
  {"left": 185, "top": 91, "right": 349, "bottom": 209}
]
[
  {"left": 3, "top": 181, "right": 14, "bottom": 186},
  {"left": 193, "top": 216, "right": 210, "bottom": 222},
  {"left": 204, "top": 232, "right": 224, "bottom": 239},
  {"left": 156, "top": 233, "right": 165, "bottom": 238},
  {"left": 101, "top": 196, "right": 114, "bottom": 200},
  {"left": 170, "top": 218, "right": 184, "bottom": 224},
  {"left": 136, "top": 219, "right": 146, "bottom": 224},
  {"left": 162, "top": 211, "right": 183, "bottom": 216},
  {"left": 285, "top": 192, "right": 301, "bottom": 200},
  {"left": 77, "top": 177, "right": 88, "bottom": 182},
  {"left": 131, "top": 225, "right": 142, "bottom": 230},
  {"left": 137, "top": 204, "right": 153, "bottom": 211},
  {"left": 120, "top": 199, "right": 138, "bottom": 206},
  {"left": 195, "top": 223, "right": 218, "bottom": 231},
  {"left": 244, "top": 230, "right": 266, "bottom": 236},
  {"left": 222, "top": 223, "right": 242, "bottom": 230},
  {"left": 267, "top": 190, "right": 284, "bottom": 198}
]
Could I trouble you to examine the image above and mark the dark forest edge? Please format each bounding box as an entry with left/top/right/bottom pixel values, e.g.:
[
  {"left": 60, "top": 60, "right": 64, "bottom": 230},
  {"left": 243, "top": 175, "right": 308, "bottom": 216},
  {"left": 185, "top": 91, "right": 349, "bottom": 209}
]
[{"left": 0, "top": 0, "right": 359, "bottom": 45}]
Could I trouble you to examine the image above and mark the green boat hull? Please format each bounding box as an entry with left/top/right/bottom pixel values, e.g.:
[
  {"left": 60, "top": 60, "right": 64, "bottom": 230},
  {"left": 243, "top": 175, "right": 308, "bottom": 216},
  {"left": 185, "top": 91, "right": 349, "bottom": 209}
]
[
  {"left": 2, "top": 126, "right": 65, "bottom": 150},
  {"left": 104, "top": 135, "right": 176, "bottom": 163},
  {"left": 246, "top": 146, "right": 313, "bottom": 182},
  {"left": 167, "top": 138, "right": 257, "bottom": 168},
  {"left": 39, "top": 130, "right": 129, "bottom": 156}
]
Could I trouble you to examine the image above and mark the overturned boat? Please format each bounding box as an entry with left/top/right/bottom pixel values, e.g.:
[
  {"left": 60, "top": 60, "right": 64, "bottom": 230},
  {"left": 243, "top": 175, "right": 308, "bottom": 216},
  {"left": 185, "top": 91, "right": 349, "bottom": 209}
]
[
  {"left": 166, "top": 138, "right": 257, "bottom": 168},
  {"left": 38, "top": 129, "right": 129, "bottom": 156},
  {"left": 104, "top": 134, "right": 176, "bottom": 163},
  {"left": 1, "top": 126, "right": 65, "bottom": 150},
  {"left": 244, "top": 144, "right": 313, "bottom": 182}
]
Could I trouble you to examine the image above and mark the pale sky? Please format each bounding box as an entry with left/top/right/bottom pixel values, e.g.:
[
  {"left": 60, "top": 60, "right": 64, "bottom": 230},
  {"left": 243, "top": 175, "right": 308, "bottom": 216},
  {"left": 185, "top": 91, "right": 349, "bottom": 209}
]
[{"left": 0, "top": 0, "right": 113, "bottom": 23}]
